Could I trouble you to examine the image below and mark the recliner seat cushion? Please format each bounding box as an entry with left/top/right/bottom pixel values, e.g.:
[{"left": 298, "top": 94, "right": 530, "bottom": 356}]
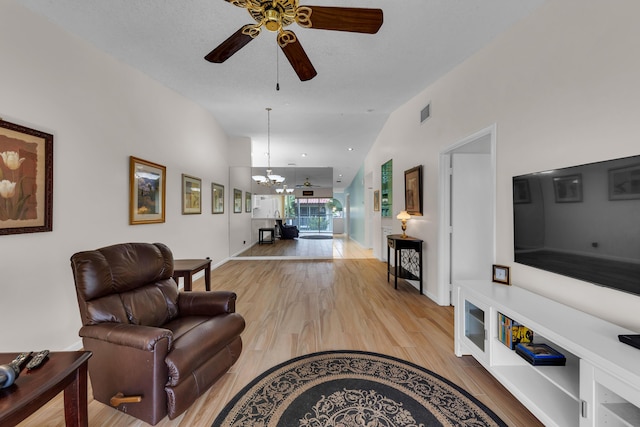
[{"left": 163, "top": 313, "right": 245, "bottom": 387}]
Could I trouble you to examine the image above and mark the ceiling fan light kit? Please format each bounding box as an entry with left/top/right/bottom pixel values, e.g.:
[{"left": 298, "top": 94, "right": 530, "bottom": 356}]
[{"left": 206, "top": 0, "right": 383, "bottom": 81}]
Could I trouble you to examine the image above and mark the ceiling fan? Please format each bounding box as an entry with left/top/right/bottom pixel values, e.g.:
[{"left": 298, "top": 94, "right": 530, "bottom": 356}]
[
  {"left": 205, "top": 0, "right": 383, "bottom": 81},
  {"left": 296, "top": 177, "right": 321, "bottom": 188}
]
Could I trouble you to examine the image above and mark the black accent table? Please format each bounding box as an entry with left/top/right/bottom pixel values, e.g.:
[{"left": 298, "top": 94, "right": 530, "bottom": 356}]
[{"left": 387, "top": 234, "right": 423, "bottom": 294}]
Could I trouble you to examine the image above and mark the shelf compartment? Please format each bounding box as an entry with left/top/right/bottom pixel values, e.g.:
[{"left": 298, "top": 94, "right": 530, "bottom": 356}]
[{"left": 493, "top": 365, "right": 579, "bottom": 427}]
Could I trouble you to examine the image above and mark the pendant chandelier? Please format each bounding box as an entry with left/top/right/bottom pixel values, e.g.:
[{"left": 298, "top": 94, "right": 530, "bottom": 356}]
[{"left": 252, "top": 107, "right": 285, "bottom": 187}]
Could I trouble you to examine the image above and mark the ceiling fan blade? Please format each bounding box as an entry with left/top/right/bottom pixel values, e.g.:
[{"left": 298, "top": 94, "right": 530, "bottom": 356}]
[
  {"left": 278, "top": 31, "right": 317, "bottom": 81},
  {"left": 297, "top": 6, "right": 383, "bottom": 34},
  {"left": 204, "top": 25, "right": 257, "bottom": 63}
]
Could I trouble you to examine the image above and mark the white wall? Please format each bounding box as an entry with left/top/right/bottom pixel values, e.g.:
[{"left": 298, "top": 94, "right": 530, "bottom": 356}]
[
  {"left": 364, "top": 0, "right": 640, "bottom": 331},
  {"left": 0, "top": 1, "right": 233, "bottom": 351}
]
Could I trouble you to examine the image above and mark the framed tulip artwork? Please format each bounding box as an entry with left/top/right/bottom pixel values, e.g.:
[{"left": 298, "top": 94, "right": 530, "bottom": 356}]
[
  {"left": 0, "top": 119, "right": 53, "bottom": 235},
  {"left": 129, "top": 156, "right": 166, "bottom": 224}
]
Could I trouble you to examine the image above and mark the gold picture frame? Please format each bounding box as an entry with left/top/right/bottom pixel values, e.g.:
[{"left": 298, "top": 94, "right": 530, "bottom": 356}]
[
  {"left": 181, "top": 174, "right": 202, "bottom": 214},
  {"left": 373, "top": 190, "right": 380, "bottom": 211},
  {"left": 0, "top": 119, "right": 53, "bottom": 235},
  {"left": 129, "top": 156, "right": 166, "bottom": 224}
]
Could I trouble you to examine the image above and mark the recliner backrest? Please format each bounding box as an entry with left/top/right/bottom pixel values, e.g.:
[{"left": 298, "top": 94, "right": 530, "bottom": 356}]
[{"left": 70, "top": 242, "right": 179, "bottom": 327}]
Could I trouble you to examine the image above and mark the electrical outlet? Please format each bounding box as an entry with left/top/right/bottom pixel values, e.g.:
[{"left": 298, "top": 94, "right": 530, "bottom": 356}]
[{"left": 243, "top": 240, "right": 246, "bottom": 245}]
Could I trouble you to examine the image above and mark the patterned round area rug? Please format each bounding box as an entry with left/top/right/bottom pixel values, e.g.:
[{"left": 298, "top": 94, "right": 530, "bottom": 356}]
[{"left": 212, "top": 350, "right": 507, "bottom": 427}]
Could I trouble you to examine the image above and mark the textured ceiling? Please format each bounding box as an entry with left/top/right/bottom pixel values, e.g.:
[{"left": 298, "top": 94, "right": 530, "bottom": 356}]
[{"left": 16, "top": 0, "right": 544, "bottom": 190}]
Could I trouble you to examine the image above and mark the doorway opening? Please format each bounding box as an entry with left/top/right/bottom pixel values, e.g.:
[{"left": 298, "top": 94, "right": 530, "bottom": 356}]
[{"left": 438, "top": 125, "right": 496, "bottom": 306}]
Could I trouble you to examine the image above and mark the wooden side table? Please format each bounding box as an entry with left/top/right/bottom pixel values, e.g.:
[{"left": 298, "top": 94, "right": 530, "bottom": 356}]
[
  {"left": 173, "top": 258, "right": 211, "bottom": 291},
  {"left": 258, "top": 228, "right": 275, "bottom": 244},
  {"left": 387, "top": 234, "right": 423, "bottom": 294},
  {"left": 0, "top": 351, "right": 92, "bottom": 427}
]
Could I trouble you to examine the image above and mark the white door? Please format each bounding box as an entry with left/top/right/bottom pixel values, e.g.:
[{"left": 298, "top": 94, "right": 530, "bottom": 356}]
[{"left": 451, "top": 153, "right": 493, "bottom": 282}]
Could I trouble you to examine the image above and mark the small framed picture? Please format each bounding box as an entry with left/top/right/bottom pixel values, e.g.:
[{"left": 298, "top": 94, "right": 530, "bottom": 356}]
[
  {"left": 245, "top": 191, "right": 251, "bottom": 212},
  {"left": 211, "top": 183, "right": 224, "bottom": 214},
  {"left": 181, "top": 174, "right": 202, "bottom": 214},
  {"left": 233, "top": 188, "right": 242, "bottom": 213},
  {"left": 492, "top": 264, "right": 511, "bottom": 285}
]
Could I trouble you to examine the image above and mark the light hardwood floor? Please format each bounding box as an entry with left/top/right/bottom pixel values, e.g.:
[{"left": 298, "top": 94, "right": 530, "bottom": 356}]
[{"left": 19, "top": 236, "right": 542, "bottom": 426}]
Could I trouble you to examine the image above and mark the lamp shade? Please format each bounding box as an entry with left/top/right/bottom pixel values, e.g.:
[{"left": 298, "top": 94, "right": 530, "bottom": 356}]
[{"left": 397, "top": 211, "right": 411, "bottom": 220}]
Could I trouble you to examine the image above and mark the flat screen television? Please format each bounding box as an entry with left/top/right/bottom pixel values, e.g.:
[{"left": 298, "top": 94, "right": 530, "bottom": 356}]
[{"left": 513, "top": 154, "right": 640, "bottom": 296}]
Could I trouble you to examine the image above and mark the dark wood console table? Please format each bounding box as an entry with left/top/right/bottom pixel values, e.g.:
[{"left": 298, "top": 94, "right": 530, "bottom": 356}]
[
  {"left": 0, "top": 351, "right": 92, "bottom": 427},
  {"left": 387, "top": 234, "right": 423, "bottom": 294},
  {"left": 173, "top": 258, "right": 211, "bottom": 291}
]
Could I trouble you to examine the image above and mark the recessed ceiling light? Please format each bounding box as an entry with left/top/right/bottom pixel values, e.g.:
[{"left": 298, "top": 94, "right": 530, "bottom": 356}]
[
  {"left": 301, "top": 153, "right": 307, "bottom": 157},
  {"left": 347, "top": 148, "right": 354, "bottom": 151}
]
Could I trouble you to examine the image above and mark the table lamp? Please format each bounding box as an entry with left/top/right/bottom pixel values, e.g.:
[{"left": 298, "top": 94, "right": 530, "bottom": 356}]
[{"left": 397, "top": 210, "right": 411, "bottom": 238}]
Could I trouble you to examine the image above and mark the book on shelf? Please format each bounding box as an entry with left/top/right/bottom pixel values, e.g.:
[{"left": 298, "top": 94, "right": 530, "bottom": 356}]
[
  {"left": 515, "top": 342, "right": 566, "bottom": 366},
  {"left": 497, "top": 312, "right": 533, "bottom": 349}
]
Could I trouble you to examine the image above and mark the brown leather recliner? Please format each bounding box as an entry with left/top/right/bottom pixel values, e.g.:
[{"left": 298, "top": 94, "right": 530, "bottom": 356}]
[{"left": 70, "top": 242, "right": 245, "bottom": 425}]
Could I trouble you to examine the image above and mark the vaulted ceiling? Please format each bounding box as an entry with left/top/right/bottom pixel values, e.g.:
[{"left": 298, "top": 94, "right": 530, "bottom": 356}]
[{"left": 17, "top": 0, "right": 544, "bottom": 190}]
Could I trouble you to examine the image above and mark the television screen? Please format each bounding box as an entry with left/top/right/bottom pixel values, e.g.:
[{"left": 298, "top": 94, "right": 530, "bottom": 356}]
[{"left": 513, "top": 155, "right": 640, "bottom": 296}]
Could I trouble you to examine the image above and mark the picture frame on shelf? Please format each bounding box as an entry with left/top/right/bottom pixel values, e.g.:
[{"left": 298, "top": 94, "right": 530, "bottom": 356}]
[
  {"left": 245, "top": 191, "right": 251, "bottom": 213},
  {"left": 608, "top": 163, "right": 640, "bottom": 200},
  {"left": 553, "top": 174, "right": 582, "bottom": 203},
  {"left": 404, "top": 165, "right": 423, "bottom": 215},
  {"left": 181, "top": 174, "right": 202, "bottom": 214},
  {"left": 492, "top": 264, "right": 510, "bottom": 285},
  {"left": 233, "top": 188, "right": 242, "bottom": 213},
  {"left": 129, "top": 156, "right": 166, "bottom": 225},
  {"left": 0, "top": 119, "right": 53, "bottom": 235},
  {"left": 211, "top": 182, "right": 224, "bottom": 214}
]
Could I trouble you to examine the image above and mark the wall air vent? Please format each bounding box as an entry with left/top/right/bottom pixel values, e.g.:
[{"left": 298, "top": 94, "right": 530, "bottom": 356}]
[{"left": 420, "top": 103, "right": 431, "bottom": 123}]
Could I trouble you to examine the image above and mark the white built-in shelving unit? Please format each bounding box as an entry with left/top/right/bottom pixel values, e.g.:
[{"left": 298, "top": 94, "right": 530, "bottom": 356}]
[{"left": 454, "top": 280, "right": 640, "bottom": 427}]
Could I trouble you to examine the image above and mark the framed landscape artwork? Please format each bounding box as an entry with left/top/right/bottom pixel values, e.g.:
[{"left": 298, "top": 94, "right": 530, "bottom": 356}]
[
  {"left": 233, "top": 188, "right": 242, "bottom": 213},
  {"left": 129, "top": 156, "right": 166, "bottom": 224},
  {"left": 0, "top": 119, "right": 53, "bottom": 235},
  {"left": 181, "top": 174, "right": 202, "bottom": 214},
  {"left": 404, "top": 165, "right": 423, "bottom": 215},
  {"left": 212, "top": 182, "right": 224, "bottom": 214}
]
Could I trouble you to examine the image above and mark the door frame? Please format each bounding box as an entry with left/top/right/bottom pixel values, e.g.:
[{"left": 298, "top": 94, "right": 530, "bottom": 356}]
[{"left": 437, "top": 124, "right": 497, "bottom": 306}]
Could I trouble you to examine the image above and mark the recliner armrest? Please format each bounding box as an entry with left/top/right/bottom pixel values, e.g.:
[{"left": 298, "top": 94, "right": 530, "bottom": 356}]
[
  {"left": 79, "top": 323, "right": 173, "bottom": 351},
  {"left": 178, "top": 291, "right": 237, "bottom": 317}
]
